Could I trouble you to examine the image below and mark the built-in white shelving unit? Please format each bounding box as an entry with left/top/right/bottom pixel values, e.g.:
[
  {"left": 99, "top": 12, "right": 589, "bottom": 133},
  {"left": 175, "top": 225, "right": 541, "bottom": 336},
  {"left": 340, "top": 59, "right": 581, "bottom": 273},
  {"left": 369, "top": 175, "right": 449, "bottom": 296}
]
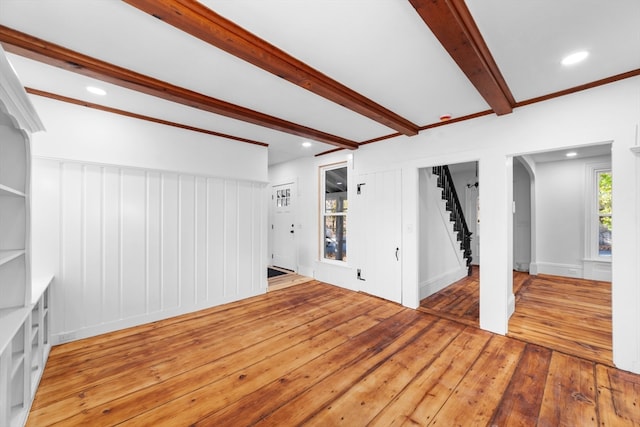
[{"left": 0, "top": 45, "right": 49, "bottom": 427}]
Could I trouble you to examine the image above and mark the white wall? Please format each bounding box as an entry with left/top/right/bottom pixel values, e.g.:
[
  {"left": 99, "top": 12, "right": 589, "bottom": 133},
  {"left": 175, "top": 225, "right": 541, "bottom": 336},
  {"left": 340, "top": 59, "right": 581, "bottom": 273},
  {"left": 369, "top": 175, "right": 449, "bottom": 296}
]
[
  {"left": 29, "top": 97, "right": 268, "bottom": 343},
  {"left": 418, "top": 168, "right": 467, "bottom": 298},
  {"left": 513, "top": 159, "right": 531, "bottom": 272},
  {"left": 272, "top": 76, "right": 640, "bottom": 373},
  {"left": 30, "top": 97, "right": 267, "bottom": 183},
  {"left": 534, "top": 154, "right": 611, "bottom": 279}
]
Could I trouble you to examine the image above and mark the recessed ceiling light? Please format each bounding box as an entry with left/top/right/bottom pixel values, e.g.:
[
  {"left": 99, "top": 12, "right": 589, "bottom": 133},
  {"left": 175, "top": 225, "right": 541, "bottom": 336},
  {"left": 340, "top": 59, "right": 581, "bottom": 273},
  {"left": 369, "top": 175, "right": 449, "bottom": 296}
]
[
  {"left": 439, "top": 113, "right": 452, "bottom": 122},
  {"left": 566, "top": 151, "right": 578, "bottom": 157},
  {"left": 561, "top": 51, "right": 589, "bottom": 66},
  {"left": 86, "top": 86, "right": 106, "bottom": 96},
  {"left": 302, "top": 141, "right": 312, "bottom": 148}
]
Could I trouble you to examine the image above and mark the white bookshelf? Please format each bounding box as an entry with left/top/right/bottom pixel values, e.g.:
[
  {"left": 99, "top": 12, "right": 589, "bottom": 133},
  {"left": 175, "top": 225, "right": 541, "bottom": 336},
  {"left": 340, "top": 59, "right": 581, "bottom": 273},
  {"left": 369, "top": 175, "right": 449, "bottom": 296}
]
[
  {"left": 0, "top": 286, "right": 50, "bottom": 427},
  {"left": 0, "top": 45, "right": 48, "bottom": 427}
]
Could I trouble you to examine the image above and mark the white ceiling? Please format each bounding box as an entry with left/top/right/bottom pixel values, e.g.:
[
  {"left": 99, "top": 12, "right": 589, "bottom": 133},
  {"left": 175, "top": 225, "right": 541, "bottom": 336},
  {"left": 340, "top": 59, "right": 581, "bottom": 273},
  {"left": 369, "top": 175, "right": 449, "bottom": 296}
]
[
  {"left": 1, "top": 0, "right": 638, "bottom": 165},
  {"left": 524, "top": 143, "right": 612, "bottom": 164}
]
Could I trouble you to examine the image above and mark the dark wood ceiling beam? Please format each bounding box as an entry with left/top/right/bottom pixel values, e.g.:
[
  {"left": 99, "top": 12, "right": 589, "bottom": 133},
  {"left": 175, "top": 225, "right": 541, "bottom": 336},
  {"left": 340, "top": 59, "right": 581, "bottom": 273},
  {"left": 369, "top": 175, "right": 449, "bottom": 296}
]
[
  {"left": 316, "top": 67, "right": 640, "bottom": 158},
  {"left": 0, "top": 25, "right": 359, "bottom": 150},
  {"left": 515, "top": 68, "right": 640, "bottom": 108},
  {"left": 409, "top": 0, "right": 515, "bottom": 115},
  {"left": 26, "top": 88, "right": 270, "bottom": 147},
  {"left": 122, "top": 0, "right": 419, "bottom": 136}
]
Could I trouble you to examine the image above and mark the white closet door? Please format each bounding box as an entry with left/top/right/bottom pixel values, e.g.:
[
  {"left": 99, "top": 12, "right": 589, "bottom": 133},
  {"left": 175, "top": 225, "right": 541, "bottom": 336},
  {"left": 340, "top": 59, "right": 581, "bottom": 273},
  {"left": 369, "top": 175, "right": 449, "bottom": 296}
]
[{"left": 355, "top": 170, "right": 402, "bottom": 304}]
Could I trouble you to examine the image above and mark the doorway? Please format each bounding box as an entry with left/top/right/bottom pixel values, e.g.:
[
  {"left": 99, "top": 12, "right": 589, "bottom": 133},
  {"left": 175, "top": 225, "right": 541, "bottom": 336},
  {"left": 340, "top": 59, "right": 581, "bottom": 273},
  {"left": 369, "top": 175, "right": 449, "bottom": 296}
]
[
  {"left": 508, "top": 143, "right": 613, "bottom": 363},
  {"left": 418, "top": 161, "right": 479, "bottom": 321},
  {"left": 271, "top": 182, "right": 296, "bottom": 271}
]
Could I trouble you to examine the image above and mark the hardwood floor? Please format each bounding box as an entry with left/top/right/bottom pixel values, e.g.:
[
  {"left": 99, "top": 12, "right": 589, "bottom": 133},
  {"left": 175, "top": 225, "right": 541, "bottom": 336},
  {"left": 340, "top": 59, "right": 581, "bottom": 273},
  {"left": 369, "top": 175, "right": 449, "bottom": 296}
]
[
  {"left": 418, "top": 267, "right": 481, "bottom": 327},
  {"left": 27, "top": 280, "right": 639, "bottom": 426},
  {"left": 267, "top": 268, "right": 314, "bottom": 291},
  {"left": 420, "top": 269, "right": 613, "bottom": 366},
  {"left": 509, "top": 273, "right": 612, "bottom": 366}
]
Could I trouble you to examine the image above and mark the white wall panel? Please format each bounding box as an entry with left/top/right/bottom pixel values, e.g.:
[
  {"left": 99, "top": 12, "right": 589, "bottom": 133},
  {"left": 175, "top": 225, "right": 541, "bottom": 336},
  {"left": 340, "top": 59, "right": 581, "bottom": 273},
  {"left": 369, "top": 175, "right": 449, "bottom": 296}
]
[
  {"left": 238, "top": 182, "right": 252, "bottom": 294},
  {"left": 161, "top": 174, "right": 180, "bottom": 310},
  {"left": 179, "top": 175, "right": 196, "bottom": 306},
  {"left": 33, "top": 158, "right": 267, "bottom": 343},
  {"left": 31, "top": 159, "right": 60, "bottom": 333},
  {"left": 252, "top": 183, "right": 266, "bottom": 295},
  {"left": 83, "top": 166, "right": 103, "bottom": 326},
  {"left": 60, "top": 163, "right": 82, "bottom": 332},
  {"left": 224, "top": 181, "right": 239, "bottom": 297},
  {"left": 121, "top": 169, "right": 146, "bottom": 318},
  {"left": 206, "top": 179, "right": 225, "bottom": 301},
  {"left": 146, "top": 171, "right": 162, "bottom": 314},
  {"left": 195, "top": 177, "right": 208, "bottom": 302},
  {"left": 102, "top": 167, "right": 121, "bottom": 323}
]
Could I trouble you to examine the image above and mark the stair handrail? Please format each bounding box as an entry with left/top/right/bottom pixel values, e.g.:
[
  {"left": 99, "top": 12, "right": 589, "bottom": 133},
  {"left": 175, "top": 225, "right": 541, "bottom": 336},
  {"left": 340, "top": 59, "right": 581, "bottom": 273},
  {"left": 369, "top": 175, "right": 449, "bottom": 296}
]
[
  {"left": 443, "top": 166, "right": 470, "bottom": 237},
  {"left": 433, "top": 165, "right": 473, "bottom": 275}
]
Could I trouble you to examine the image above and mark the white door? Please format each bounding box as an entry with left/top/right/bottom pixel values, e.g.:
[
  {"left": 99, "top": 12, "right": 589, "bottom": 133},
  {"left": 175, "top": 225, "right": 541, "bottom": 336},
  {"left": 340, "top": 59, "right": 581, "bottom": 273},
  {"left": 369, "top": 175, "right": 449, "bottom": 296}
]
[
  {"left": 355, "top": 170, "right": 402, "bottom": 303},
  {"left": 271, "top": 182, "right": 296, "bottom": 271}
]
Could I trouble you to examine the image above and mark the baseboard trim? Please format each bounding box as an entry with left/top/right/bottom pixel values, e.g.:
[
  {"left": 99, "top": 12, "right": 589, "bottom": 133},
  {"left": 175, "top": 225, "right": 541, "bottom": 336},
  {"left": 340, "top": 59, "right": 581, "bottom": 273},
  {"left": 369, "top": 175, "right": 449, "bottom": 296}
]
[
  {"left": 535, "top": 262, "right": 583, "bottom": 279},
  {"left": 52, "top": 288, "right": 265, "bottom": 344},
  {"left": 508, "top": 292, "right": 515, "bottom": 318},
  {"left": 420, "top": 267, "right": 467, "bottom": 300},
  {"left": 583, "top": 259, "right": 612, "bottom": 281}
]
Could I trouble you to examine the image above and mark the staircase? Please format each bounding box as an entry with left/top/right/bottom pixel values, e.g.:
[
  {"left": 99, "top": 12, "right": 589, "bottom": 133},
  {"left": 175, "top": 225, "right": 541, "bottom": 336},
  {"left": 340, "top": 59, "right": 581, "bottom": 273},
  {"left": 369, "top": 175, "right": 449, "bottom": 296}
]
[{"left": 432, "top": 165, "right": 473, "bottom": 275}]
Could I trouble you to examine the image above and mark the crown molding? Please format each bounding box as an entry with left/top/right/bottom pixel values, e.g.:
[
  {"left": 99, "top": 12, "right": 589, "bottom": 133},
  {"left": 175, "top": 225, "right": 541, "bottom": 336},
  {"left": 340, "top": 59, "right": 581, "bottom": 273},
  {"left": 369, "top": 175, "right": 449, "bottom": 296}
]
[{"left": 0, "top": 45, "right": 44, "bottom": 133}]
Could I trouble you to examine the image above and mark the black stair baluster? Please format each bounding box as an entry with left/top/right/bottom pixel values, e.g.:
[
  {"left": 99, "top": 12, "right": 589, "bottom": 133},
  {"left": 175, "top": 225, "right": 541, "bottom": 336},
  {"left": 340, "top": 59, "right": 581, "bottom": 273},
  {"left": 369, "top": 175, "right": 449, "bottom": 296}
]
[{"left": 434, "top": 165, "right": 473, "bottom": 276}]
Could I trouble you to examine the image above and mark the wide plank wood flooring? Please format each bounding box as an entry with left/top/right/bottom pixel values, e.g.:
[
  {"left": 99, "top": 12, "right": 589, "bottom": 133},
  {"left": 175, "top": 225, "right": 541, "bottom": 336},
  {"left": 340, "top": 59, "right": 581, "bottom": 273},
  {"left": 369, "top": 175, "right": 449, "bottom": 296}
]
[
  {"left": 509, "top": 273, "right": 612, "bottom": 366},
  {"left": 267, "top": 268, "right": 314, "bottom": 291},
  {"left": 418, "top": 267, "right": 481, "bottom": 327},
  {"left": 28, "top": 280, "right": 639, "bottom": 426},
  {"left": 420, "top": 269, "right": 613, "bottom": 366}
]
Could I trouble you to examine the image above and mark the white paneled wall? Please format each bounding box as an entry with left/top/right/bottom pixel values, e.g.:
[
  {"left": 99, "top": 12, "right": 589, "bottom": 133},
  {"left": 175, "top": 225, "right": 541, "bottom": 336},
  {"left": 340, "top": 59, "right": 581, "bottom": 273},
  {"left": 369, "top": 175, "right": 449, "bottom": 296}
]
[{"left": 33, "top": 158, "right": 267, "bottom": 343}]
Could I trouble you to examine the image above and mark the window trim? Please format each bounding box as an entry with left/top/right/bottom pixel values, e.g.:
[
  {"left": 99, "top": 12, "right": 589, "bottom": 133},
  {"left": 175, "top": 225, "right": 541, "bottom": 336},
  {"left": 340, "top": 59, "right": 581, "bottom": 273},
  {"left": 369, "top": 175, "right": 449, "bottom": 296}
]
[
  {"left": 584, "top": 161, "right": 612, "bottom": 261},
  {"left": 319, "top": 161, "right": 349, "bottom": 265}
]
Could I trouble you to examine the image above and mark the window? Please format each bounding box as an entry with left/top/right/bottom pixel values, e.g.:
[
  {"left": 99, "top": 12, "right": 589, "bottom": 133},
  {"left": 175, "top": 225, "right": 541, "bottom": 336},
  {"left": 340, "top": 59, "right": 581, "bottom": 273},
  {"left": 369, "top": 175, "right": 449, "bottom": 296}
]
[
  {"left": 321, "top": 164, "right": 348, "bottom": 262},
  {"left": 276, "top": 187, "right": 290, "bottom": 207},
  {"left": 597, "top": 170, "right": 612, "bottom": 257}
]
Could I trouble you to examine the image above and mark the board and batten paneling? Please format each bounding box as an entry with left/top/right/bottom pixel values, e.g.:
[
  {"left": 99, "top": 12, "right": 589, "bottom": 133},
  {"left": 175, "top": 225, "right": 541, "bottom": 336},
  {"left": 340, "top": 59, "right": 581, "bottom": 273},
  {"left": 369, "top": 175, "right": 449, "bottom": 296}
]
[{"left": 32, "top": 157, "right": 267, "bottom": 343}]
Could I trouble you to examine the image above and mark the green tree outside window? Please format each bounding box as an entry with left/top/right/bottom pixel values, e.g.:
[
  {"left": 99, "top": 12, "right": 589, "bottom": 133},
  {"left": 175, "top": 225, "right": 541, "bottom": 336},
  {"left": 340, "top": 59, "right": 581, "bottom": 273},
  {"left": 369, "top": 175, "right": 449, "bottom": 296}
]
[{"left": 598, "top": 171, "right": 612, "bottom": 256}]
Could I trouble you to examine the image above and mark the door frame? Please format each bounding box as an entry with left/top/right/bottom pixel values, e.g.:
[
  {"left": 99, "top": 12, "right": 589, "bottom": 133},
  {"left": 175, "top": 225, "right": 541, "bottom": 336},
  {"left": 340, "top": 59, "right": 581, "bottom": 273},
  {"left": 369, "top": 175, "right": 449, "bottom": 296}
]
[{"left": 269, "top": 179, "right": 297, "bottom": 272}]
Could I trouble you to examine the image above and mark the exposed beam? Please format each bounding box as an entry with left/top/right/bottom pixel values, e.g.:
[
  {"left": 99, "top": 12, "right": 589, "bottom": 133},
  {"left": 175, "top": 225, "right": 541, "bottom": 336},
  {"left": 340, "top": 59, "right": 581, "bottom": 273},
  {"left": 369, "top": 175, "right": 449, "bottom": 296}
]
[
  {"left": 515, "top": 68, "right": 640, "bottom": 108},
  {"left": 409, "top": 0, "right": 515, "bottom": 115},
  {"left": 123, "top": 0, "right": 419, "bottom": 136},
  {"left": 320, "top": 67, "right": 640, "bottom": 157},
  {"left": 26, "top": 88, "right": 270, "bottom": 147},
  {"left": 0, "top": 25, "right": 359, "bottom": 150},
  {"left": 420, "top": 110, "right": 493, "bottom": 131}
]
